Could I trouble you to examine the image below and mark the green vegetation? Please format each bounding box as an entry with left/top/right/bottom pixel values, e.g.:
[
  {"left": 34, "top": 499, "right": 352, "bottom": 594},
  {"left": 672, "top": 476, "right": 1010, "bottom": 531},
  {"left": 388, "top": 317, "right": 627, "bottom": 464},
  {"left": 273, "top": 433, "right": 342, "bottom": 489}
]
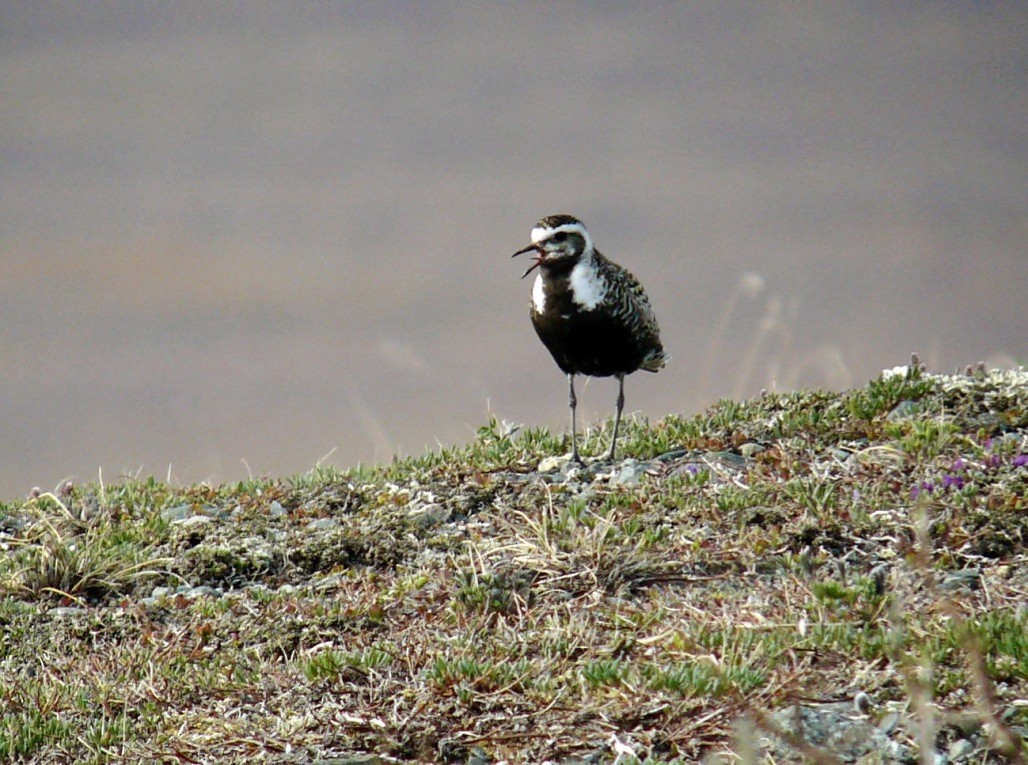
[{"left": 0, "top": 365, "right": 1025, "bottom": 763}]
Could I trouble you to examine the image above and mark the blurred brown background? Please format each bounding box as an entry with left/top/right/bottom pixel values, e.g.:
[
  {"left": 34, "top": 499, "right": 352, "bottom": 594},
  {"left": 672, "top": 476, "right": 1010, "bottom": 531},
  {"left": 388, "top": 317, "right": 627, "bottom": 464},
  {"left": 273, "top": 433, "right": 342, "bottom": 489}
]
[{"left": 3, "top": 3, "right": 1026, "bottom": 497}]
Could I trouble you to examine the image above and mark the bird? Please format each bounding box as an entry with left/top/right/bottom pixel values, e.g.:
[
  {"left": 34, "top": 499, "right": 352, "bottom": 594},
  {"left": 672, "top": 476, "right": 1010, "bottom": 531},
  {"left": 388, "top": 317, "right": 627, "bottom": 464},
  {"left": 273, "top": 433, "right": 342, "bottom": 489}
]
[{"left": 512, "top": 214, "right": 666, "bottom": 462}]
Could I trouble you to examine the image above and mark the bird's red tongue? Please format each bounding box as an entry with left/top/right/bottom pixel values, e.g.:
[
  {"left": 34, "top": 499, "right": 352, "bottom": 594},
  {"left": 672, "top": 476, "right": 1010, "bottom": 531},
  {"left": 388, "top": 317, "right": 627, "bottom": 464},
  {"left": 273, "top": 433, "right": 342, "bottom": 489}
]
[{"left": 512, "top": 243, "right": 545, "bottom": 278}]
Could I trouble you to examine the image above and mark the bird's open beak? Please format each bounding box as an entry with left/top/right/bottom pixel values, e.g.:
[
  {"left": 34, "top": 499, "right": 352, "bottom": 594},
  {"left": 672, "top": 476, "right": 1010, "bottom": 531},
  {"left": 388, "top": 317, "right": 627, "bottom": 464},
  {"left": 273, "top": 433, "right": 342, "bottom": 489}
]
[{"left": 512, "top": 243, "right": 544, "bottom": 278}]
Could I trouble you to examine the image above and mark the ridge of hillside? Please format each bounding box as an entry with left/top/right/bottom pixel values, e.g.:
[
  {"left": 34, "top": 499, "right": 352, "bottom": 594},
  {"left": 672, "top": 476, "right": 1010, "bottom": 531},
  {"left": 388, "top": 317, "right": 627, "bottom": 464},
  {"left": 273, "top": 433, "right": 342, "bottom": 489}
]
[{"left": 1, "top": 362, "right": 1026, "bottom": 763}]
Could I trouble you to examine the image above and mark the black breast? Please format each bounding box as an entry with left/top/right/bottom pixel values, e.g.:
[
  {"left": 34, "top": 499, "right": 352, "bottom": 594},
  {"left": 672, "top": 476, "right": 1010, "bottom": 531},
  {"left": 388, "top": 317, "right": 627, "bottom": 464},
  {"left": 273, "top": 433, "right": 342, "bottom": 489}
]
[{"left": 530, "top": 263, "right": 653, "bottom": 378}]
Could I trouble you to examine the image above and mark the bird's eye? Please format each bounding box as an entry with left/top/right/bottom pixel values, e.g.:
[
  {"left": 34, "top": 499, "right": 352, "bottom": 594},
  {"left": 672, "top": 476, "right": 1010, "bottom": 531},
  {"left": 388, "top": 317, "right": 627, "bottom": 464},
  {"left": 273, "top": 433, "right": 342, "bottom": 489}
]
[{"left": 551, "top": 232, "right": 567, "bottom": 243}]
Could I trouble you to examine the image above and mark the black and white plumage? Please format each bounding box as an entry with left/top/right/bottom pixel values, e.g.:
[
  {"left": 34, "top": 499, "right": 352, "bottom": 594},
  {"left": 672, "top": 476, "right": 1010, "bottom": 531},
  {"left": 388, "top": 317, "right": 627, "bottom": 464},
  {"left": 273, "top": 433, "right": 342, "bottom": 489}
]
[{"left": 513, "top": 214, "right": 666, "bottom": 462}]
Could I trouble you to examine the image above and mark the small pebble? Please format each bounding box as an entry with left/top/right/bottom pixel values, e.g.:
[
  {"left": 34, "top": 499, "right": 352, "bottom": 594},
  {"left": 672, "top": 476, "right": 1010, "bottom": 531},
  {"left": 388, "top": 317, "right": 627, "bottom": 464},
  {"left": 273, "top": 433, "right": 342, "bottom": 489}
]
[
  {"left": 877, "top": 711, "right": 901, "bottom": 734},
  {"left": 306, "top": 518, "right": 339, "bottom": 531},
  {"left": 172, "top": 514, "right": 213, "bottom": 528},
  {"left": 886, "top": 400, "right": 920, "bottom": 421},
  {"left": 939, "top": 569, "right": 980, "bottom": 592},
  {"left": 49, "top": 606, "right": 86, "bottom": 618},
  {"left": 161, "top": 504, "right": 195, "bottom": 522},
  {"left": 184, "top": 586, "right": 222, "bottom": 600},
  {"left": 609, "top": 460, "right": 646, "bottom": 486},
  {"left": 408, "top": 502, "right": 450, "bottom": 528},
  {"left": 853, "top": 691, "right": 872, "bottom": 714},
  {"left": 537, "top": 455, "right": 566, "bottom": 472},
  {"left": 947, "top": 739, "right": 974, "bottom": 761}
]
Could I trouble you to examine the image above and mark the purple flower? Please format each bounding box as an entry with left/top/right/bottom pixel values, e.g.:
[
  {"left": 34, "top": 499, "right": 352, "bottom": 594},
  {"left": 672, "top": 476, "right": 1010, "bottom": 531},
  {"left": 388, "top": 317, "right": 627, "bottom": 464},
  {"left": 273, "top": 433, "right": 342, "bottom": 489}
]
[
  {"left": 911, "top": 481, "right": 934, "bottom": 499},
  {"left": 1013, "top": 454, "right": 1028, "bottom": 468},
  {"left": 941, "top": 473, "right": 965, "bottom": 490}
]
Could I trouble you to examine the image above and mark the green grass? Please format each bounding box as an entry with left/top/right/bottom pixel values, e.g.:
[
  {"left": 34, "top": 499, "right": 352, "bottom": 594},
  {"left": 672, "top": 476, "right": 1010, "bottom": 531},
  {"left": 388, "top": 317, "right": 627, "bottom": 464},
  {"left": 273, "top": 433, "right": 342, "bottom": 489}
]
[
  {"left": 0, "top": 365, "right": 1025, "bottom": 762},
  {"left": 0, "top": 491, "right": 172, "bottom": 602}
]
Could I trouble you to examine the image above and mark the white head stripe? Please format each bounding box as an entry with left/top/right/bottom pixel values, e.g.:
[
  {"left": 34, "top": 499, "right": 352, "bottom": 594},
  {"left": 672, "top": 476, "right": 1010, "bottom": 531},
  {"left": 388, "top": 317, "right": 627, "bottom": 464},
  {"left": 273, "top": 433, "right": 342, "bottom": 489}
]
[{"left": 530, "top": 223, "right": 593, "bottom": 251}]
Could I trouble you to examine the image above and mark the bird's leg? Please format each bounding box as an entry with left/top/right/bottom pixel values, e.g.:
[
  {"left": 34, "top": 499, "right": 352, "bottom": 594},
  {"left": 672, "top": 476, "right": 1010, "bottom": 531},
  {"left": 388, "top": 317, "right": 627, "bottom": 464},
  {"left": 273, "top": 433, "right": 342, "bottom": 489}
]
[
  {"left": 568, "top": 373, "right": 582, "bottom": 463},
  {"left": 608, "top": 373, "right": 625, "bottom": 461}
]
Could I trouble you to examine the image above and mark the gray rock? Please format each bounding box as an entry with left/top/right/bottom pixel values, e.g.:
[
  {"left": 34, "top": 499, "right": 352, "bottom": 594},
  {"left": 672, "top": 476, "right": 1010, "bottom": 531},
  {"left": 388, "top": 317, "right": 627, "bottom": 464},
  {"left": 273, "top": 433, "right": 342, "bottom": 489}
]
[
  {"left": 708, "top": 451, "right": 749, "bottom": 471},
  {"left": 268, "top": 500, "right": 287, "bottom": 518},
  {"left": 762, "top": 702, "right": 898, "bottom": 762},
  {"left": 306, "top": 518, "right": 339, "bottom": 531},
  {"left": 739, "top": 442, "right": 766, "bottom": 457},
  {"left": 313, "top": 573, "right": 344, "bottom": 591},
  {"left": 832, "top": 447, "right": 853, "bottom": 462},
  {"left": 939, "top": 569, "right": 980, "bottom": 592},
  {"left": 947, "top": 738, "right": 974, "bottom": 761},
  {"left": 183, "top": 585, "right": 222, "bottom": 600},
  {"left": 886, "top": 739, "right": 914, "bottom": 761},
  {"left": 172, "top": 514, "right": 214, "bottom": 528},
  {"left": 653, "top": 449, "right": 689, "bottom": 462},
  {"left": 852, "top": 691, "right": 872, "bottom": 714},
  {"left": 877, "top": 711, "right": 901, "bottom": 735},
  {"left": 163, "top": 504, "right": 221, "bottom": 523},
  {"left": 49, "top": 606, "right": 87, "bottom": 618},
  {"left": 538, "top": 455, "right": 567, "bottom": 472},
  {"left": 609, "top": 459, "right": 647, "bottom": 486},
  {"left": 886, "top": 399, "right": 921, "bottom": 421},
  {"left": 407, "top": 501, "right": 450, "bottom": 528},
  {"left": 161, "top": 504, "right": 194, "bottom": 522}
]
